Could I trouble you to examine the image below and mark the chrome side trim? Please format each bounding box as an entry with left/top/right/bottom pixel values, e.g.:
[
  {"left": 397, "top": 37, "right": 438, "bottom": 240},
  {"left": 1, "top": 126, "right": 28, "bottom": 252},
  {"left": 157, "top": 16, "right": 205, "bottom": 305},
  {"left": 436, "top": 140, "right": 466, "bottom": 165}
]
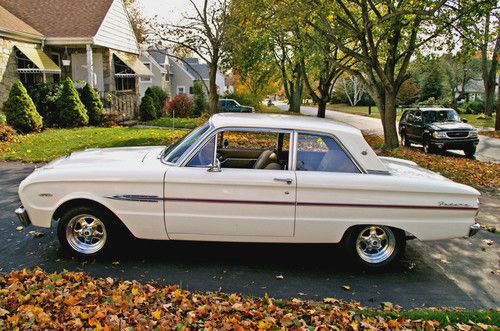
[
  {"left": 15, "top": 206, "right": 31, "bottom": 226},
  {"left": 105, "top": 194, "right": 160, "bottom": 203}
]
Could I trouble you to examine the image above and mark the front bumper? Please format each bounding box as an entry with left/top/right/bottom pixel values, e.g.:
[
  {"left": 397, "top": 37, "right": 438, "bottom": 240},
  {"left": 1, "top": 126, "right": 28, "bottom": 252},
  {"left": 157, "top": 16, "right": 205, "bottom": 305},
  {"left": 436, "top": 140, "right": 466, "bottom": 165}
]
[
  {"left": 430, "top": 138, "right": 479, "bottom": 150},
  {"left": 15, "top": 206, "right": 31, "bottom": 227},
  {"left": 468, "top": 223, "right": 481, "bottom": 237}
]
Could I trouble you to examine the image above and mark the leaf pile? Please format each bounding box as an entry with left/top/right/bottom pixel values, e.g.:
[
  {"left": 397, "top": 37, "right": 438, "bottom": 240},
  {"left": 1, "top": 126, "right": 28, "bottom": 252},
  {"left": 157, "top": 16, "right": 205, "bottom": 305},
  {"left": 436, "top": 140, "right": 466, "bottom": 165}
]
[
  {"left": 479, "top": 131, "right": 500, "bottom": 139},
  {"left": 0, "top": 269, "right": 498, "bottom": 330},
  {"left": 363, "top": 134, "right": 500, "bottom": 190}
]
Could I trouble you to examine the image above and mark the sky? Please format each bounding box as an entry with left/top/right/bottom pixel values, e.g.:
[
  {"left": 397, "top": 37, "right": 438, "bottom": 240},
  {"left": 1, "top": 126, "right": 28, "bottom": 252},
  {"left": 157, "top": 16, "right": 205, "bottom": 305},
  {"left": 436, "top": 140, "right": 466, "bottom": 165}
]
[{"left": 137, "top": 0, "right": 196, "bottom": 24}]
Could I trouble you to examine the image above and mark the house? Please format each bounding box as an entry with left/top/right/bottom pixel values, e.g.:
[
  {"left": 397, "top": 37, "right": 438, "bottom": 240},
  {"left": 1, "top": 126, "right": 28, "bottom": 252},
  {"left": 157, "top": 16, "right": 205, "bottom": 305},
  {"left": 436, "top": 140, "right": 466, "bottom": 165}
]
[
  {"left": 0, "top": 0, "right": 153, "bottom": 118},
  {"left": 167, "top": 57, "right": 230, "bottom": 97},
  {"left": 139, "top": 49, "right": 171, "bottom": 97}
]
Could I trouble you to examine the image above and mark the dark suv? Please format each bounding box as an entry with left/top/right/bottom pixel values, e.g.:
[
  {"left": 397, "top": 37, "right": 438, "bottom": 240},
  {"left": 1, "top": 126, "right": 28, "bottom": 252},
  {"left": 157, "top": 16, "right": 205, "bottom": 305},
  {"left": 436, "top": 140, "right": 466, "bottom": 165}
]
[{"left": 398, "top": 107, "right": 479, "bottom": 158}]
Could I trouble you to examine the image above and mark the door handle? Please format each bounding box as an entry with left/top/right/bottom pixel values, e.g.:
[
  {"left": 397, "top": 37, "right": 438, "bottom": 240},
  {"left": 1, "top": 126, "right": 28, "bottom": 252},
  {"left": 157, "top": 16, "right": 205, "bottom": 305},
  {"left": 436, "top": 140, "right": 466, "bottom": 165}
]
[{"left": 274, "top": 178, "right": 293, "bottom": 184}]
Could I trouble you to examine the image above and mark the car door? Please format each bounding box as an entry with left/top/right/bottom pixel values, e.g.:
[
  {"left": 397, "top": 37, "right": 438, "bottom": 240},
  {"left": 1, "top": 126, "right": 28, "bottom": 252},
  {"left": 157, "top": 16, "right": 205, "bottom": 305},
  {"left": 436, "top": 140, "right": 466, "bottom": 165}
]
[
  {"left": 294, "top": 132, "right": 365, "bottom": 242},
  {"left": 164, "top": 128, "right": 296, "bottom": 239},
  {"left": 411, "top": 110, "right": 424, "bottom": 142}
]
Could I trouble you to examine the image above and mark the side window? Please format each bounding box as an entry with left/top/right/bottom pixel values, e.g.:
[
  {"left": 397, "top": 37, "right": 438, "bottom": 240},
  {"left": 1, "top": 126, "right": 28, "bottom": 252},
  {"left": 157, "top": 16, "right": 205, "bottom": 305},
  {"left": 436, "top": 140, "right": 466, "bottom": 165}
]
[
  {"left": 296, "top": 134, "right": 360, "bottom": 173},
  {"left": 187, "top": 135, "right": 216, "bottom": 167}
]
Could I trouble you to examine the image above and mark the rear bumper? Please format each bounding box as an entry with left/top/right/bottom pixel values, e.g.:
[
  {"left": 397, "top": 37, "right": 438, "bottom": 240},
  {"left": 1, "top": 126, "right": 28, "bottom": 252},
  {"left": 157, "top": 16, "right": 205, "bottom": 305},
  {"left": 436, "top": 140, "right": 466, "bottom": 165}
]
[
  {"left": 15, "top": 206, "right": 31, "bottom": 227},
  {"left": 468, "top": 223, "right": 481, "bottom": 237}
]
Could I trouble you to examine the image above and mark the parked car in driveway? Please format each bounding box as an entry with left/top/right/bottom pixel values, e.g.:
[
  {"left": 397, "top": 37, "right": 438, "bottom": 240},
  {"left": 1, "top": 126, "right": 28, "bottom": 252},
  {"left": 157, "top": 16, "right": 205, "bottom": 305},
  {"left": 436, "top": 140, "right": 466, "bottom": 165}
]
[
  {"left": 16, "top": 113, "right": 480, "bottom": 268},
  {"left": 398, "top": 107, "right": 479, "bottom": 158},
  {"left": 218, "top": 99, "right": 254, "bottom": 113}
]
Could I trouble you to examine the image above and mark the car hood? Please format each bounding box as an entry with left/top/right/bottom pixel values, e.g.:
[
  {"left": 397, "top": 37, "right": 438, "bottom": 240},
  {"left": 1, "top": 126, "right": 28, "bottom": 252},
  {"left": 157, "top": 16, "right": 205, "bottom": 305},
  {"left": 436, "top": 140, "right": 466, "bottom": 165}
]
[
  {"left": 427, "top": 122, "right": 473, "bottom": 131},
  {"left": 43, "top": 146, "right": 165, "bottom": 169}
]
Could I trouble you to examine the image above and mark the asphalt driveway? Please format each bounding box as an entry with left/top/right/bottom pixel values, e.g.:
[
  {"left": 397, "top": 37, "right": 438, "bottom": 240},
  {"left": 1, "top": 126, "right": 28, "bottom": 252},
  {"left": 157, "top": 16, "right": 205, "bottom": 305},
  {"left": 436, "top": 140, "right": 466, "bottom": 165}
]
[{"left": 1, "top": 162, "right": 498, "bottom": 309}]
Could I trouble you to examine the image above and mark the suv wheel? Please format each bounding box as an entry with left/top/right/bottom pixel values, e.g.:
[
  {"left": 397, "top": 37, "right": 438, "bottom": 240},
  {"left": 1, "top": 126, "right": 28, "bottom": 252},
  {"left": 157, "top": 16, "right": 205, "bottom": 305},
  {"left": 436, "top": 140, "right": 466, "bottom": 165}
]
[
  {"left": 464, "top": 146, "right": 476, "bottom": 159},
  {"left": 343, "top": 225, "right": 406, "bottom": 269},
  {"left": 423, "top": 141, "right": 434, "bottom": 154},
  {"left": 401, "top": 132, "right": 411, "bottom": 147}
]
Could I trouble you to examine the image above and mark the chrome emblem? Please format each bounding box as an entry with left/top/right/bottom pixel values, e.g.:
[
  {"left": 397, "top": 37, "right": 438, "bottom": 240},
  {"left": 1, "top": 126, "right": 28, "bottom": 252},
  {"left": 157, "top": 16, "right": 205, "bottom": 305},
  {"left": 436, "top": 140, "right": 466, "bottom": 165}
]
[
  {"left": 38, "top": 193, "right": 53, "bottom": 197},
  {"left": 438, "top": 201, "right": 471, "bottom": 208}
]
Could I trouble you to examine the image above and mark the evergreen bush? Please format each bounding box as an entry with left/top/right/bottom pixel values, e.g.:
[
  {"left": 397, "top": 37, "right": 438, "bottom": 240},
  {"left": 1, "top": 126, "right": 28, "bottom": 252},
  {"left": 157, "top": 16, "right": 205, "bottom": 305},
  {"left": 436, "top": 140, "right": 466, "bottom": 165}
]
[
  {"left": 80, "top": 83, "right": 104, "bottom": 126},
  {"left": 3, "top": 80, "right": 43, "bottom": 133},
  {"left": 139, "top": 95, "right": 157, "bottom": 121},
  {"left": 56, "top": 79, "right": 89, "bottom": 128},
  {"left": 28, "top": 82, "right": 63, "bottom": 127},
  {"left": 192, "top": 81, "right": 207, "bottom": 117}
]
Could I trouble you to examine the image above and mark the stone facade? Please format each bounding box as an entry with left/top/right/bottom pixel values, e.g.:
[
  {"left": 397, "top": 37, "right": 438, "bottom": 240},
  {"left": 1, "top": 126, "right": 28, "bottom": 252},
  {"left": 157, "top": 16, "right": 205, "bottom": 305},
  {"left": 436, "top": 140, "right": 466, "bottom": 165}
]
[{"left": 0, "top": 38, "right": 37, "bottom": 105}]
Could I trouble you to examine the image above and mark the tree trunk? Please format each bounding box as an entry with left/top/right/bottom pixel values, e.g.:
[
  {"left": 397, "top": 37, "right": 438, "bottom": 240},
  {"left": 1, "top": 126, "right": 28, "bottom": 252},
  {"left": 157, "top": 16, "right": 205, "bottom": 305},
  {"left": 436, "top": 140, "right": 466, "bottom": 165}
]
[
  {"left": 496, "top": 74, "right": 500, "bottom": 131},
  {"left": 373, "top": 89, "right": 399, "bottom": 149},
  {"left": 289, "top": 79, "right": 302, "bottom": 113},
  {"left": 484, "top": 79, "right": 495, "bottom": 116},
  {"left": 317, "top": 99, "right": 327, "bottom": 118},
  {"left": 208, "top": 62, "right": 219, "bottom": 114}
]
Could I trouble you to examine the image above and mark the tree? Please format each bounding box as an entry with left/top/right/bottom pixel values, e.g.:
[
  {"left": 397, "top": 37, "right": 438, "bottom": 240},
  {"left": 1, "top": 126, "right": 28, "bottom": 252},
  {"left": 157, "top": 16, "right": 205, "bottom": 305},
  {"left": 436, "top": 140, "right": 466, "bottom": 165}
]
[
  {"left": 139, "top": 95, "right": 157, "bottom": 121},
  {"left": 123, "top": 0, "right": 147, "bottom": 43},
  {"left": 3, "top": 80, "right": 43, "bottom": 134},
  {"left": 396, "top": 78, "right": 420, "bottom": 105},
  {"left": 306, "top": 0, "right": 485, "bottom": 148},
  {"left": 419, "top": 68, "right": 444, "bottom": 102},
  {"left": 150, "top": 0, "right": 230, "bottom": 114},
  {"left": 337, "top": 74, "right": 366, "bottom": 107},
  {"left": 80, "top": 83, "right": 104, "bottom": 126},
  {"left": 440, "top": 53, "right": 481, "bottom": 109},
  {"left": 56, "top": 79, "right": 89, "bottom": 128}
]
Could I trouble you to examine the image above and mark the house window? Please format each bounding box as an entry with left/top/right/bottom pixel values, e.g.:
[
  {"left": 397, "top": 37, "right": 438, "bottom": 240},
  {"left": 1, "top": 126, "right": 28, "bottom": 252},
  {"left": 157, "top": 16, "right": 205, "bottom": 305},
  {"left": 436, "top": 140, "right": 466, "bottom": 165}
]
[
  {"left": 140, "top": 62, "right": 152, "bottom": 83},
  {"left": 114, "top": 56, "right": 136, "bottom": 91},
  {"left": 177, "top": 86, "right": 185, "bottom": 95},
  {"left": 16, "top": 50, "right": 42, "bottom": 87},
  {"left": 189, "top": 86, "right": 194, "bottom": 94}
]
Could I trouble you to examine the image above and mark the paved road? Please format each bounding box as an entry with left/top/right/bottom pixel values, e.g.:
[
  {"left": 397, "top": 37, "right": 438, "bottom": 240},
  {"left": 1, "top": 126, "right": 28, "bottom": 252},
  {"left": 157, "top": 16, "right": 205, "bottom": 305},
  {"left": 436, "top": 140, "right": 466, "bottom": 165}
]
[
  {"left": 276, "top": 102, "right": 500, "bottom": 164},
  {"left": 1, "top": 162, "right": 498, "bottom": 308}
]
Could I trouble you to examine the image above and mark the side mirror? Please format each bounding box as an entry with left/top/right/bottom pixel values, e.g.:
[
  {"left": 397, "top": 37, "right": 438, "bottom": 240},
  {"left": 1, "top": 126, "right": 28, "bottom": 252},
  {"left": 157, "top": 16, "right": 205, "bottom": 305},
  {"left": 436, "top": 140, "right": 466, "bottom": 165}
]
[
  {"left": 462, "top": 119, "right": 468, "bottom": 123},
  {"left": 207, "top": 158, "right": 221, "bottom": 173}
]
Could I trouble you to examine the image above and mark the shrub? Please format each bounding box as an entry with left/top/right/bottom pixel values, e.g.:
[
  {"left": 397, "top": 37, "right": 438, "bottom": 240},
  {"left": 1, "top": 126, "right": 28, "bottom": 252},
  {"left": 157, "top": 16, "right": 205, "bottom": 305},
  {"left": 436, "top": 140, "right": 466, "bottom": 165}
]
[
  {"left": 28, "top": 82, "right": 63, "bottom": 127},
  {"left": 149, "top": 86, "right": 169, "bottom": 116},
  {"left": 459, "top": 100, "right": 484, "bottom": 115},
  {"left": 140, "top": 95, "right": 157, "bottom": 121},
  {"left": 192, "top": 81, "right": 207, "bottom": 117},
  {"left": 3, "top": 80, "right": 43, "bottom": 133},
  {"left": 56, "top": 79, "right": 89, "bottom": 128},
  {"left": 0, "top": 123, "right": 17, "bottom": 142},
  {"left": 79, "top": 83, "right": 104, "bottom": 126},
  {"left": 101, "top": 111, "right": 121, "bottom": 127},
  {"left": 167, "top": 94, "right": 194, "bottom": 118},
  {"left": 0, "top": 112, "right": 6, "bottom": 124}
]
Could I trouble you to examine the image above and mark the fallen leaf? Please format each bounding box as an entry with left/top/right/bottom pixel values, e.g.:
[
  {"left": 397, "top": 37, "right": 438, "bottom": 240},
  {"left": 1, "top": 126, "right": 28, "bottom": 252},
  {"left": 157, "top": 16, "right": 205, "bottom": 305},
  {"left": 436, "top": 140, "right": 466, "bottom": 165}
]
[
  {"left": 0, "top": 307, "right": 9, "bottom": 316},
  {"left": 482, "top": 239, "right": 494, "bottom": 246},
  {"left": 342, "top": 285, "right": 351, "bottom": 291},
  {"left": 28, "top": 231, "right": 44, "bottom": 238},
  {"left": 15, "top": 226, "right": 23, "bottom": 231},
  {"left": 275, "top": 274, "right": 284, "bottom": 280}
]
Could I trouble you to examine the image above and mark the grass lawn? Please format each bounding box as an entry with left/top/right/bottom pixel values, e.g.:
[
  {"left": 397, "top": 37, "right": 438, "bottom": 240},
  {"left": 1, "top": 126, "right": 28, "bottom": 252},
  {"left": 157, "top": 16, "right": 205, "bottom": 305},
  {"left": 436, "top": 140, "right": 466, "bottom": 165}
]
[
  {"left": 460, "top": 113, "right": 496, "bottom": 128},
  {"left": 326, "top": 103, "right": 389, "bottom": 119},
  {"left": 0, "top": 127, "right": 186, "bottom": 163}
]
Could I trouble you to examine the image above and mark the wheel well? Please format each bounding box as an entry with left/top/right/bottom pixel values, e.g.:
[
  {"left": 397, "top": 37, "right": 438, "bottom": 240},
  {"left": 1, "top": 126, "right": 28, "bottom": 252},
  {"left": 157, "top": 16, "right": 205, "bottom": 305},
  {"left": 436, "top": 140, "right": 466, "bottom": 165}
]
[
  {"left": 52, "top": 199, "right": 133, "bottom": 236},
  {"left": 340, "top": 224, "right": 408, "bottom": 243}
]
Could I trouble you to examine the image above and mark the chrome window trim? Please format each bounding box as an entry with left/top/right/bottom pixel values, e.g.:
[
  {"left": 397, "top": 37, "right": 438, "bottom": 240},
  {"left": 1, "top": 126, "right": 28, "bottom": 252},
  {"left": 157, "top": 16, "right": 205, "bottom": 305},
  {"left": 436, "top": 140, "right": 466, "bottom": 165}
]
[
  {"left": 293, "top": 130, "right": 366, "bottom": 174},
  {"left": 180, "top": 126, "right": 294, "bottom": 170}
]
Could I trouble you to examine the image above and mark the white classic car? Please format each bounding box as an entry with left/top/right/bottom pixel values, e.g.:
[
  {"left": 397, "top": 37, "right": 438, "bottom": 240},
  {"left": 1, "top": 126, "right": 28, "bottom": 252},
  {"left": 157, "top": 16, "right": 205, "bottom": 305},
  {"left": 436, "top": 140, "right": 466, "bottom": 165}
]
[{"left": 16, "top": 113, "right": 481, "bottom": 268}]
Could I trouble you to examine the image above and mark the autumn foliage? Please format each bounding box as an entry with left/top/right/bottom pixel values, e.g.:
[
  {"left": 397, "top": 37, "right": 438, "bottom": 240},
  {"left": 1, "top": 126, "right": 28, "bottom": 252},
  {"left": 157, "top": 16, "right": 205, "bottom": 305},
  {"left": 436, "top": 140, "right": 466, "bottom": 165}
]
[{"left": 0, "top": 268, "right": 498, "bottom": 330}]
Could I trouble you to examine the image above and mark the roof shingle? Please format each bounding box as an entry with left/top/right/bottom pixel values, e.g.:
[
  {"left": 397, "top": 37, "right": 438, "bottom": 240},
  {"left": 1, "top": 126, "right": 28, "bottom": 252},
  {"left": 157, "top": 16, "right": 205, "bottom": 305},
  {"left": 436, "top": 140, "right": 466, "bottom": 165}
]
[
  {"left": 0, "top": 5, "right": 42, "bottom": 37},
  {"left": 0, "top": 0, "right": 114, "bottom": 38}
]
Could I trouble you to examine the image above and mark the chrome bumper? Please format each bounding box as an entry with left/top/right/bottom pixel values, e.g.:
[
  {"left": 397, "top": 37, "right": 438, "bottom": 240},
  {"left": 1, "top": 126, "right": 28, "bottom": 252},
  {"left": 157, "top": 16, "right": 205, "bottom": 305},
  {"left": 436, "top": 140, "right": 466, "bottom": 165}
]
[
  {"left": 469, "top": 223, "right": 481, "bottom": 237},
  {"left": 15, "top": 206, "right": 31, "bottom": 227}
]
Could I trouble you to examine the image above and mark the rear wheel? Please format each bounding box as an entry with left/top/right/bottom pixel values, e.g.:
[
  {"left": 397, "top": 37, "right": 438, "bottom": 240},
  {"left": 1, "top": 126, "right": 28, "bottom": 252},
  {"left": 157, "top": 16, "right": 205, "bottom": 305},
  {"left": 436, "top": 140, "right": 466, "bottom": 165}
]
[
  {"left": 464, "top": 146, "right": 476, "bottom": 159},
  {"left": 57, "top": 206, "right": 119, "bottom": 258},
  {"left": 344, "top": 225, "right": 405, "bottom": 269}
]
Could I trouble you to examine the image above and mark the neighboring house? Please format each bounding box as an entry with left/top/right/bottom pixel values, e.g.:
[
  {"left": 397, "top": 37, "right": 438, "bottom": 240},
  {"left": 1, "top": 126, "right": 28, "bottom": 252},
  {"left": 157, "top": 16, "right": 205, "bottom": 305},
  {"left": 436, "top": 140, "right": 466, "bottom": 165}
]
[
  {"left": 458, "top": 75, "right": 499, "bottom": 102},
  {"left": 0, "top": 0, "right": 153, "bottom": 118},
  {"left": 139, "top": 49, "right": 171, "bottom": 97},
  {"left": 168, "top": 57, "right": 230, "bottom": 96}
]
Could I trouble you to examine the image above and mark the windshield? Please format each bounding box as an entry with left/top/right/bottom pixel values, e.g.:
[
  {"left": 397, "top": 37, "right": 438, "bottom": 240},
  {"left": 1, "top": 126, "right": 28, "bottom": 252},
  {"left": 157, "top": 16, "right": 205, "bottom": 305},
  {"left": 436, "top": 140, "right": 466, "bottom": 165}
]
[
  {"left": 422, "top": 110, "right": 460, "bottom": 123},
  {"left": 163, "top": 122, "right": 210, "bottom": 163}
]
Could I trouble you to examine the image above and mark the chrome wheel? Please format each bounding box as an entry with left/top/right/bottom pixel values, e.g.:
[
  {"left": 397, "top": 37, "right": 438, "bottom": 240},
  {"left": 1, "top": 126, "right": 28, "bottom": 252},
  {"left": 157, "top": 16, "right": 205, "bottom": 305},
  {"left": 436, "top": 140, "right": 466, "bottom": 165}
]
[
  {"left": 65, "top": 214, "right": 107, "bottom": 255},
  {"left": 356, "top": 226, "right": 396, "bottom": 264}
]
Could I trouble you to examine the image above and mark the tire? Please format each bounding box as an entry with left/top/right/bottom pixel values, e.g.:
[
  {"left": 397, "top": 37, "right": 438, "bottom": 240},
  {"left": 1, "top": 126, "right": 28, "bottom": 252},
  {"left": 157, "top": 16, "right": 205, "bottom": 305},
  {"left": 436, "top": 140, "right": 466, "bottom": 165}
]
[
  {"left": 57, "top": 205, "right": 120, "bottom": 258},
  {"left": 464, "top": 146, "right": 476, "bottom": 159},
  {"left": 423, "top": 140, "right": 434, "bottom": 154},
  {"left": 401, "top": 132, "right": 411, "bottom": 147},
  {"left": 343, "top": 225, "right": 406, "bottom": 269}
]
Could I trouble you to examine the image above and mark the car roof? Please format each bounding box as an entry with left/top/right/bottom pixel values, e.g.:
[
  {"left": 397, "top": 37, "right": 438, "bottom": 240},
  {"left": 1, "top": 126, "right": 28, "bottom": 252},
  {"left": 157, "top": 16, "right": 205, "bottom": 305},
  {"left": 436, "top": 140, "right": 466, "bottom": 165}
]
[
  {"left": 209, "top": 113, "right": 361, "bottom": 135},
  {"left": 406, "top": 107, "right": 455, "bottom": 112}
]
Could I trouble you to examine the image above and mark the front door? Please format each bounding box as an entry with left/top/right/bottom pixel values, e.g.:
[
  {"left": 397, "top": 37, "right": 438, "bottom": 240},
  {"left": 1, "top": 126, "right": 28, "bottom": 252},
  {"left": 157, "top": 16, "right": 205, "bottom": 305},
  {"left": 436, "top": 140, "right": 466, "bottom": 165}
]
[{"left": 164, "top": 129, "right": 296, "bottom": 239}]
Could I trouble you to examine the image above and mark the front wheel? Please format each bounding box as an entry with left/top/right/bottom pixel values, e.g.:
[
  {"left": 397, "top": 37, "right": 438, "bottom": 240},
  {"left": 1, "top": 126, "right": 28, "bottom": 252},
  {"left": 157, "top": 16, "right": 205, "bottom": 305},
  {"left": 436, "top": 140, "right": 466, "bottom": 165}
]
[
  {"left": 401, "top": 132, "right": 411, "bottom": 147},
  {"left": 464, "top": 146, "right": 476, "bottom": 159},
  {"left": 57, "top": 206, "right": 117, "bottom": 258},
  {"left": 343, "top": 225, "right": 406, "bottom": 269},
  {"left": 423, "top": 140, "right": 434, "bottom": 154}
]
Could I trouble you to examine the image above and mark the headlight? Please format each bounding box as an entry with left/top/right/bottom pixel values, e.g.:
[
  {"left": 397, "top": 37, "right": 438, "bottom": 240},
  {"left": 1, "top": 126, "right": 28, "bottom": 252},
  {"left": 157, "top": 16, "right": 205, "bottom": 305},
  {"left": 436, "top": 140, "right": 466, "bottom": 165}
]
[
  {"left": 469, "top": 130, "right": 478, "bottom": 137},
  {"left": 432, "top": 131, "right": 447, "bottom": 138}
]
